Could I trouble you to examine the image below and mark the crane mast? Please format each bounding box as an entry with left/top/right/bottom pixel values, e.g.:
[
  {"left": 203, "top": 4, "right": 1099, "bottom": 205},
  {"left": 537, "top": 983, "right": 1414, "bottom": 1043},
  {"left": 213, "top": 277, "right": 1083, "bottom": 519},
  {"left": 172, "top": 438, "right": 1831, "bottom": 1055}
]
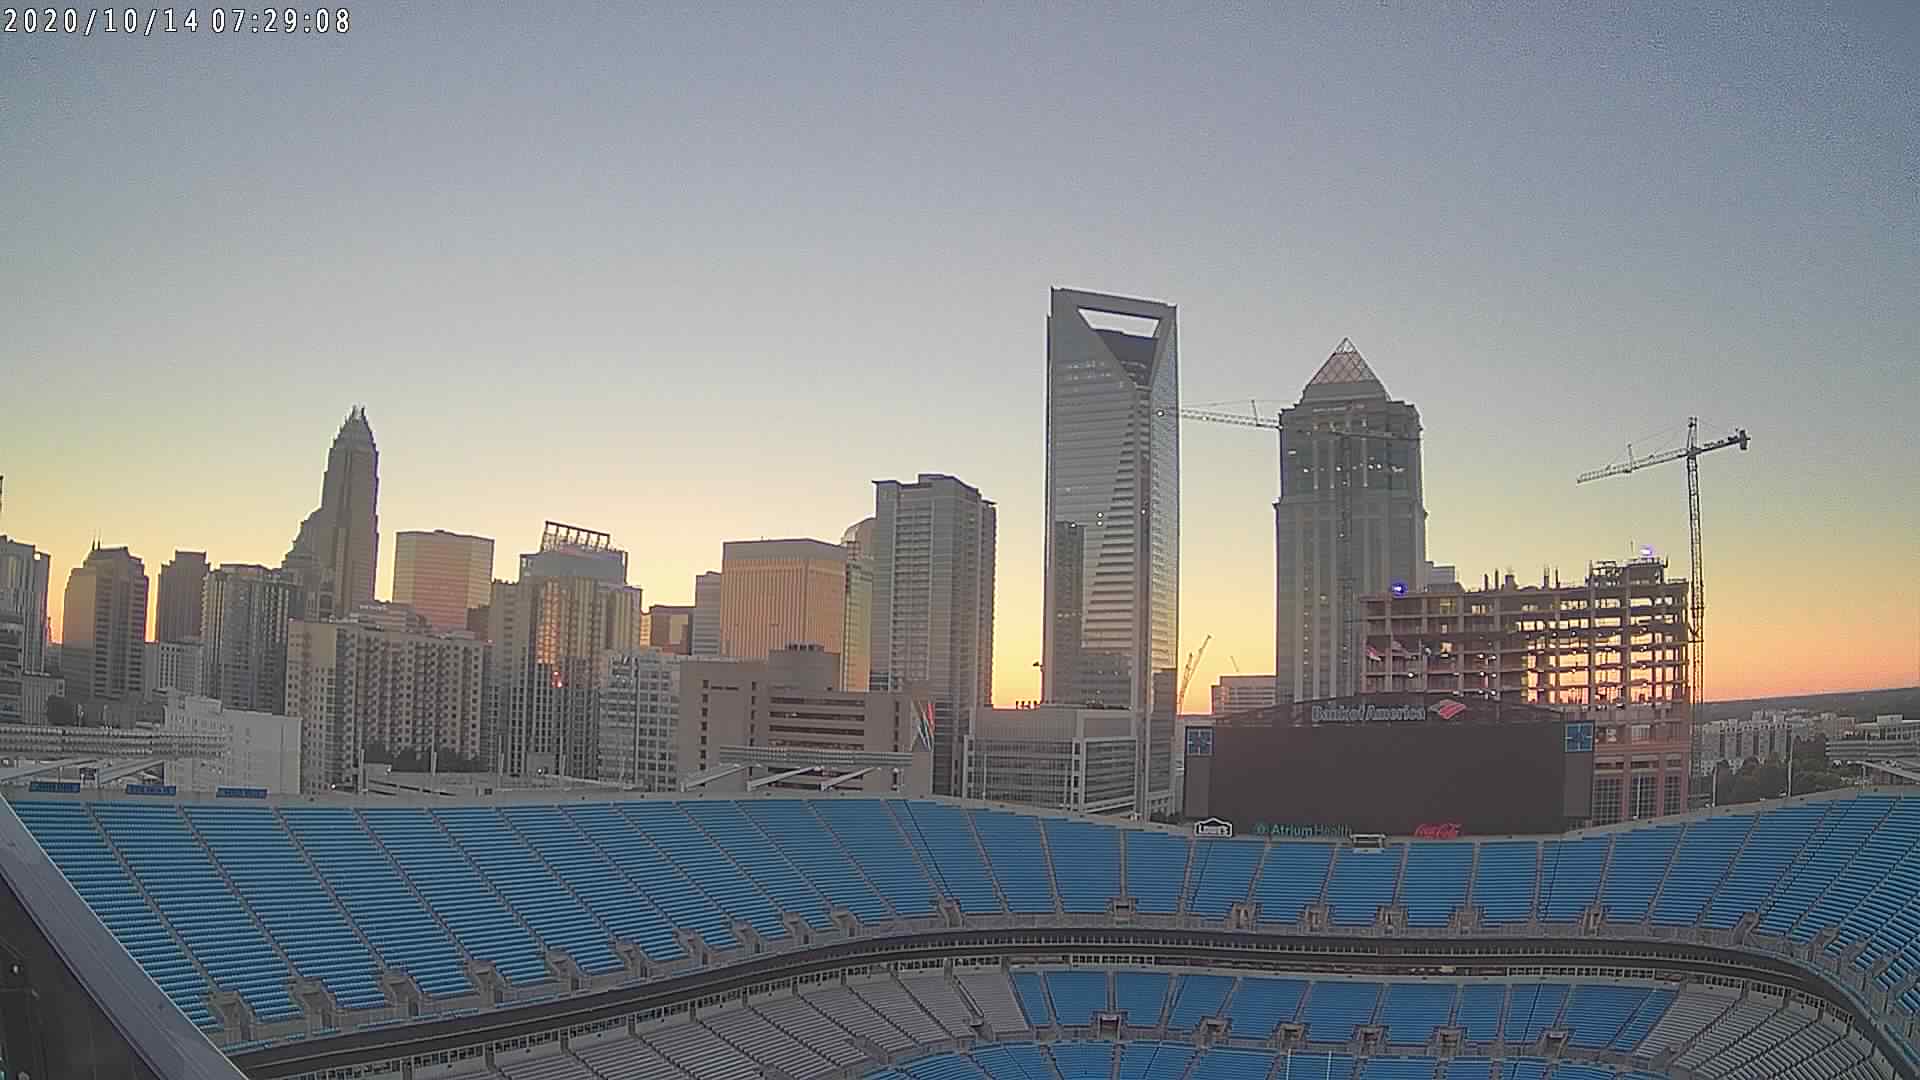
[{"left": 1577, "top": 417, "right": 1751, "bottom": 793}]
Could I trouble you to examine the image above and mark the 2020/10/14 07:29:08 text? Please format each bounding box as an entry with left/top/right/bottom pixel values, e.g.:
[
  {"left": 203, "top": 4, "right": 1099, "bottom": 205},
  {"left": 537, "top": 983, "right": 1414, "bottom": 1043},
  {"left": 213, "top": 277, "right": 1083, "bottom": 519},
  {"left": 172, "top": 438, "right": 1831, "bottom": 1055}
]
[{"left": 1, "top": 7, "right": 350, "bottom": 34}]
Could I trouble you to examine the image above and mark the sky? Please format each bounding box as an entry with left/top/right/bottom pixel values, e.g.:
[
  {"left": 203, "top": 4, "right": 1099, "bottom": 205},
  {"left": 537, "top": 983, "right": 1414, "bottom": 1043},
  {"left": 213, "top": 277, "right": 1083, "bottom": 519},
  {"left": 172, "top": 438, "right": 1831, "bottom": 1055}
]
[{"left": 3, "top": 2, "right": 1916, "bottom": 708}]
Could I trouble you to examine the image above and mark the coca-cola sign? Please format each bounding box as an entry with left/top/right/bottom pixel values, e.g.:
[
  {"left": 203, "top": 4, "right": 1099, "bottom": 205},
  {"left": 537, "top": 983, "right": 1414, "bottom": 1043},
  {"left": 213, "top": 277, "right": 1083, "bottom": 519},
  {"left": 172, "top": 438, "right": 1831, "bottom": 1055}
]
[{"left": 1413, "top": 822, "right": 1463, "bottom": 840}]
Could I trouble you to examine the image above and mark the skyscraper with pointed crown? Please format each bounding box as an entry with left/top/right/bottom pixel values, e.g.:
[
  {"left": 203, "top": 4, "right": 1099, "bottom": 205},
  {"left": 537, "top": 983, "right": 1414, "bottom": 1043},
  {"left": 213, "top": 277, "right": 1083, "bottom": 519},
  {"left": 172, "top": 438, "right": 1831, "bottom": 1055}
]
[
  {"left": 284, "top": 407, "right": 380, "bottom": 620},
  {"left": 1274, "top": 340, "right": 1426, "bottom": 703}
]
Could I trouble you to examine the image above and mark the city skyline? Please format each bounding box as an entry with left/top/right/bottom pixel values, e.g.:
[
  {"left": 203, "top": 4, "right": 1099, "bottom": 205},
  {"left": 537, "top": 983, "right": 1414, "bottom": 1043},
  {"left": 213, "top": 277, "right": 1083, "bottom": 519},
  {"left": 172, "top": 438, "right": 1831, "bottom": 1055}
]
[{"left": 4, "top": 4, "right": 1916, "bottom": 706}]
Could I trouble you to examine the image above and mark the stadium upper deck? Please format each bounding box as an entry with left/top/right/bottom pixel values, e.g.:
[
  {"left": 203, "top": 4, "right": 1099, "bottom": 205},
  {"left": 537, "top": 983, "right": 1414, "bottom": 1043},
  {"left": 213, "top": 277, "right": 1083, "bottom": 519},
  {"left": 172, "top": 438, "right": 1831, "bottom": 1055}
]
[{"left": 2, "top": 785, "right": 1916, "bottom": 1079}]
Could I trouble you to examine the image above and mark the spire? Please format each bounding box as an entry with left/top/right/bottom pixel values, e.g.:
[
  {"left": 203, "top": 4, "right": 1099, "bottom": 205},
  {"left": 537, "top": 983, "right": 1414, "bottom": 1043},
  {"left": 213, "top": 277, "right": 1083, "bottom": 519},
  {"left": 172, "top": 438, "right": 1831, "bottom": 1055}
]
[
  {"left": 1302, "top": 338, "right": 1388, "bottom": 401},
  {"left": 336, "top": 405, "right": 375, "bottom": 445}
]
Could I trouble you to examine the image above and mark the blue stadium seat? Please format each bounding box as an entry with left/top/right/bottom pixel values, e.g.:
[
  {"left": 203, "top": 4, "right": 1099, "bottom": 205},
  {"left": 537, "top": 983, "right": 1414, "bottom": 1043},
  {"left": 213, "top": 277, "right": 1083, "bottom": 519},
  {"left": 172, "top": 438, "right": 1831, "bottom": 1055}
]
[
  {"left": 1651, "top": 816, "right": 1753, "bottom": 926},
  {"left": 1471, "top": 841, "right": 1539, "bottom": 924},
  {"left": 679, "top": 801, "right": 834, "bottom": 928},
  {"left": 1380, "top": 982, "right": 1455, "bottom": 1046},
  {"left": 185, "top": 805, "right": 384, "bottom": 1009},
  {"left": 1361, "top": 1057, "right": 1439, "bottom": 1080},
  {"left": 23, "top": 786, "right": 1920, "bottom": 1067},
  {"left": 1702, "top": 803, "right": 1828, "bottom": 929},
  {"left": 279, "top": 806, "right": 472, "bottom": 998},
  {"left": 561, "top": 803, "right": 736, "bottom": 950},
  {"left": 1401, "top": 842, "right": 1471, "bottom": 927},
  {"left": 1276, "top": 1052, "right": 1356, "bottom": 1079},
  {"left": 1043, "top": 818, "right": 1122, "bottom": 914},
  {"left": 1118, "top": 1041, "right": 1195, "bottom": 1079},
  {"left": 1444, "top": 1059, "right": 1494, "bottom": 1080},
  {"left": 743, "top": 800, "right": 891, "bottom": 922},
  {"left": 361, "top": 807, "right": 549, "bottom": 985},
  {"left": 1186, "top": 839, "right": 1262, "bottom": 916},
  {"left": 1326, "top": 845, "right": 1402, "bottom": 927},
  {"left": 1044, "top": 970, "right": 1109, "bottom": 1026},
  {"left": 811, "top": 798, "right": 939, "bottom": 916},
  {"left": 1254, "top": 842, "right": 1332, "bottom": 926},
  {"left": 1562, "top": 984, "right": 1650, "bottom": 1049},
  {"left": 1817, "top": 799, "right": 1920, "bottom": 959},
  {"left": 1501, "top": 1058, "right": 1549, "bottom": 1080},
  {"left": 1501, "top": 984, "right": 1567, "bottom": 1044},
  {"left": 970, "top": 809, "right": 1057, "bottom": 914},
  {"left": 1601, "top": 825, "right": 1681, "bottom": 923},
  {"left": 622, "top": 802, "right": 789, "bottom": 940},
  {"left": 1612, "top": 988, "right": 1674, "bottom": 1051},
  {"left": 500, "top": 805, "right": 684, "bottom": 962},
  {"left": 1125, "top": 831, "right": 1190, "bottom": 914},
  {"left": 971, "top": 1041, "right": 1049, "bottom": 1078},
  {"left": 1051, "top": 1041, "right": 1115, "bottom": 1079},
  {"left": 1302, "top": 980, "right": 1380, "bottom": 1043},
  {"left": 1455, "top": 984, "right": 1506, "bottom": 1043},
  {"left": 1011, "top": 971, "right": 1052, "bottom": 1026},
  {"left": 93, "top": 802, "right": 299, "bottom": 1020},
  {"left": 1755, "top": 795, "right": 1892, "bottom": 940},
  {"left": 435, "top": 807, "right": 621, "bottom": 974},
  {"left": 13, "top": 800, "right": 218, "bottom": 1028},
  {"left": 893, "top": 801, "right": 1002, "bottom": 915},
  {"left": 1191, "top": 1047, "right": 1284, "bottom": 1080},
  {"left": 1167, "top": 974, "right": 1233, "bottom": 1032},
  {"left": 1536, "top": 835, "right": 1608, "bottom": 922},
  {"left": 1224, "top": 975, "right": 1306, "bottom": 1039},
  {"left": 1114, "top": 970, "right": 1171, "bottom": 1028}
]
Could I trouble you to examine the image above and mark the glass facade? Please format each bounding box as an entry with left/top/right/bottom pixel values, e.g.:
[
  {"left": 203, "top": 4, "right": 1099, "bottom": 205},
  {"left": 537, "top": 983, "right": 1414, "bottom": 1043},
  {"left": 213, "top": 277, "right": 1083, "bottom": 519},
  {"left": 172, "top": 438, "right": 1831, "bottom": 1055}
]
[
  {"left": 718, "top": 540, "right": 847, "bottom": 662},
  {"left": 1043, "top": 289, "right": 1179, "bottom": 813},
  {"left": 867, "top": 476, "right": 996, "bottom": 796},
  {"left": 393, "top": 530, "right": 495, "bottom": 633}
]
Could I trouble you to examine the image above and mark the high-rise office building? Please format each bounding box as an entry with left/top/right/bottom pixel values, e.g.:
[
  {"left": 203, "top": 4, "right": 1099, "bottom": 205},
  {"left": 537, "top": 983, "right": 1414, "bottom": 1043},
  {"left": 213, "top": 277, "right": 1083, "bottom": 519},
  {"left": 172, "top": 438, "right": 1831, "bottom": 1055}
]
[
  {"left": 61, "top": 545, "right": 149, "bottom": 712},
  {"left": 154, "top": 550, "right": 209, "bottom": 644},
  {"left": 487, "top": 523, "right": 644, "bottom": 778},
  {"left": 1274, "top": 341, "right": 1426, "bottom": 703},
  {"left": 286, "top": 612, "right": 485, "bottom": 792},
  {"left": 596, "top": 649, "right": 681, "bottom": 790},
  {"left": 676, "top": 646, "right": 930, "bottom": 796},
  {"left": 644, "top": 604, "right": 694, "bottom": 654},
  {"left": 840, "top": 519, "right": 874, "bottom": 696},
  {"left": 1210, "top": 674, "right": 1278, "bottom": 717},
  {"left": 718, "top": 539, "right": 846, "bottom": 663},
  {"left": 1043, "top": 288, "right": 1180, "bottom": 814},
  {"left": 0, "top": 535, "right": 51, "bottom": 722},
  {"left": 200, "top": 563, "right": 302, "bottom": 715},
  {"left": 868, "top": 475, "right": 997, "bottom": 797},
  {"left": 690, "top": 572, "right": 722, "bottom": 656},
  {"left": 143, "top": 640, "right": 206, "bottom": 698},
  {"left": 0, "top": 622, "right": 24, "bottom": 724},
  {"left": 284, "top": 407, "right": 380, "bottom": 620},
  {"left": 392, "top": 529, "right": 494, "bottom": 633}
]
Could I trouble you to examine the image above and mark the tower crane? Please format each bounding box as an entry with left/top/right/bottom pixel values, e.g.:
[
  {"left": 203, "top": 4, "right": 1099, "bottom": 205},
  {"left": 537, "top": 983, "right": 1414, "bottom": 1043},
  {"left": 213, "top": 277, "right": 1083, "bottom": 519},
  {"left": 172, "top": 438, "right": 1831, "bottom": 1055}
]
[
  {"left": 1160, "top": 389, "right": 1422, "bottom": 699},
  {"left": 1577, "top": 418, "right": 1751, "bottom": 772},
  {"left": 1177, "top": 634, "right": 1212, "bottom": 716}
]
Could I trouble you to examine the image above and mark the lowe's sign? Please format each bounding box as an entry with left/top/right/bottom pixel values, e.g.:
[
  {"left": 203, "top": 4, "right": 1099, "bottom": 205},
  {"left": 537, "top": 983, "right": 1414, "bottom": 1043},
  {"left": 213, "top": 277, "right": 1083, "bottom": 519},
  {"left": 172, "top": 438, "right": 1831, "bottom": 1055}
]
[{"left": 1191, "top": 817, "right": 1234, "bottom": 839}]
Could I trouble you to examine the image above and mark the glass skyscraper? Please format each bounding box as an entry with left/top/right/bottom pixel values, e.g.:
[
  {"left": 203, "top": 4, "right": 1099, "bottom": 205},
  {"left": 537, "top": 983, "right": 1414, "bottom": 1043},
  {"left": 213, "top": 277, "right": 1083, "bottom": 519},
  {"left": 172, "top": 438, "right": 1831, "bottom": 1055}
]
[
  {"left": 1274, "top": 341, "right": 1426, "bottom": 703},
  {"left": 1043, "top": 288, "right": 1179, "bottom": 815}
]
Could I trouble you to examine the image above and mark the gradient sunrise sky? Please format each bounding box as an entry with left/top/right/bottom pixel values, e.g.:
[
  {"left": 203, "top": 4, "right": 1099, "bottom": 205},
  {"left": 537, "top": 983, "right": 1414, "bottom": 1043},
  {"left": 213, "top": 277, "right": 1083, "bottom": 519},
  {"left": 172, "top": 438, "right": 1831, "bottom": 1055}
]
[{"left": 3, "top": 3, "right": 1916, "bottom": 706}]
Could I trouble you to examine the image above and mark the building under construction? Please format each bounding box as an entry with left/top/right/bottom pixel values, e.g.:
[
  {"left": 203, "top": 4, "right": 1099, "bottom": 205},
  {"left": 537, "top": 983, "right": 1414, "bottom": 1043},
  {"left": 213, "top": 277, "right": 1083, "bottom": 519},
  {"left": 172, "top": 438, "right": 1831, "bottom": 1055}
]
[
  {"left": 1361, "top": 557, "right": 1690, "bottom": 708},
  {"left": 1362, "top": 557, "right": 1694, "bottom": 823}
]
